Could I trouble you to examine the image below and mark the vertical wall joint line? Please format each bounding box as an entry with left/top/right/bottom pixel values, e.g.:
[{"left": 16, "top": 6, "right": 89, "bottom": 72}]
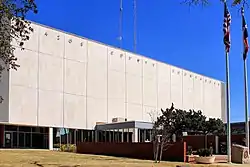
[
  {"left": 37, "top": 26, "right": 40, "bottom": 126},
  {"left": 107, "top": 47, "right": 109, "bottom": 123},
  {"left": 86, "top": 41, "right": 89, "bottom": 128},
  {"left": 62, "top": 33, "right": 65, "bottom": 128},
  {"left": 141, "top": 58, "right": 143, "bottom": 120},
  {"left": 125, "top": 52, "right": 127, "bottom": 120}
]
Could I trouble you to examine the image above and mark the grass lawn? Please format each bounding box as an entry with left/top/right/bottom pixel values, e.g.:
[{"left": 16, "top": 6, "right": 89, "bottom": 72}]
[{"left": 0, "top": 149, "right": 247, "bottom": 167}]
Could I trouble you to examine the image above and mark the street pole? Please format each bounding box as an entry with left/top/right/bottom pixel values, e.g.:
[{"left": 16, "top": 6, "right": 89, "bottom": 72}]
[{"left": 225, "top": 51, "right": 231, "bottom": 163}]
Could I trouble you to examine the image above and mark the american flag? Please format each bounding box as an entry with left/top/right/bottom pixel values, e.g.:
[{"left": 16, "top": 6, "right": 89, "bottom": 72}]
[
  {"left": 242, "top": 8, "right": 249, "bottom": 60},
  {"left": 223, "top": 2, "right": 231, "bottom": 53}
]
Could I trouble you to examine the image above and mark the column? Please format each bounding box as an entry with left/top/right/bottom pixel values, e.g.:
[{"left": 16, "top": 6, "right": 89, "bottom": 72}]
[
  {"left": 95, "top": 130, "right": 98, "bottom": 142},
  {"left": 132, "top": 128, "right": 138, "bottom": 142},
  {"left": 143, "top": 129, "right": 146, "bottom": 142},
  {"left": 74, "top": 130, "right": 77, "bottom": 144},
  {"left": 149, "top": 130, "right": 152, "bottom": 142},
  {"left": 127, "top": 128, "right": 129, "bottom": 142},
  {"left": 121, "top": 129, "right": 124, "bottom": 142},
  {"left": 49, "top": 127, "right": 53, "bottom": 150},
  {"left": 215, "top": 136, "right": 219, "bottom": 154}
]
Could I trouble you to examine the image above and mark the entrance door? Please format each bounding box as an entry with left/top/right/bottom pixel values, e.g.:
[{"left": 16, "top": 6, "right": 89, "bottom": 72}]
[{"left": 5, "top": 132, "right": 12, "bottom": 148}]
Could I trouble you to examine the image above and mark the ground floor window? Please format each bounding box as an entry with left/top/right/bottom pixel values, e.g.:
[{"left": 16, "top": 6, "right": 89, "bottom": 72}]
[
  {"left": 3, "top": 125, "right": 48, "bottom": 149},
  {"left": 53, "top": 128, "right": 95, "bottom": 148}
]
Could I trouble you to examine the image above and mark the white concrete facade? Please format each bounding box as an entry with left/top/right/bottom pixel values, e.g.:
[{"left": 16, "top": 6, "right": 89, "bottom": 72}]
[{"left": 0, "top": 22, "right": 226, "bottom": 130}]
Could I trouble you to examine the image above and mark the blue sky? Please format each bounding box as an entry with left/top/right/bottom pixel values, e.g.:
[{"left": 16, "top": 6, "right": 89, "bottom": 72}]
[{"left": 27, "top": 0, "right": 250, "bottom": 122}]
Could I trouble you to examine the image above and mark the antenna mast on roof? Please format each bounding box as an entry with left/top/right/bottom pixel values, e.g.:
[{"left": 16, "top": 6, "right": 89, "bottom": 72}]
[
  {"left": 118, "top": 0, "right": 123, "bottom": 48},
  {"left": 133, "top": 0, "right": 137, "bottom": 53}
]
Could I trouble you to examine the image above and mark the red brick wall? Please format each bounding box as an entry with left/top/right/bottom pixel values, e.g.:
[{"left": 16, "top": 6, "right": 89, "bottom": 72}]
[
  {"left": 183, "top": 135, "right": 215, "bottom": 151},
  {"left": 219, "top": 134, "right": 245, "bottom": 144},
  {"left": 184, "top": 134, "right": 246, "bottom": 152},
  {"left": 77, "top": 142, "right": 186, "bottom": 162}
]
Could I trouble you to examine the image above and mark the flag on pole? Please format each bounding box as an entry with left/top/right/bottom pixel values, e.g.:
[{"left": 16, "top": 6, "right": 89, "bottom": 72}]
[
  {"left": 242, "top": 8, "right": 249, "bottom": 60},
  {"left": 223, "top": 2, "right": 231, "bottom": 53}
]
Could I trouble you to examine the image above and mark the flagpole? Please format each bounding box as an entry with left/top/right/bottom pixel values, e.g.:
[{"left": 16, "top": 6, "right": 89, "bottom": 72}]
[
  {"left": 243, "top": 57, "right": 249, "bottom": 151},
  {"left": 225, "top": 50, "right": 231, "bottom": 163},
  {"left": 223, "top": 0, "right": 231, "bottom": 162},
  {"left": 242, "top": 6, "right": 250, "bottom": 154}
]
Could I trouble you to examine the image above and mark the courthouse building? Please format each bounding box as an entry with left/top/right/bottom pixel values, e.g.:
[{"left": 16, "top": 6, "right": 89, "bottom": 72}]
[{"left": 0, "top": 22, "right": 226, "bottom": 149}]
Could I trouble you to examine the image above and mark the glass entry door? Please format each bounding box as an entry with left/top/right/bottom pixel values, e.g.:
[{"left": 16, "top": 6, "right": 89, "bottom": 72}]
[{"left": 4, "top": 132, "right": 12, "bottom": 148}]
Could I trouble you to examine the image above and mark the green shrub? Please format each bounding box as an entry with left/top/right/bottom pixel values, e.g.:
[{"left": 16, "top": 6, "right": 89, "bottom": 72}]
[
  {"left": 187, "top": 146, "right": 193, "bottom": 155},
  {"left": 197, "top": 148, "right": 212, "bottom": 157},
  {"left": 60, "top": 144, "right": 76, "bottom": 153}
]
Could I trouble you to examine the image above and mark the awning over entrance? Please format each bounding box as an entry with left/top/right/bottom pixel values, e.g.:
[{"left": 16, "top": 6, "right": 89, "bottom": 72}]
[{"left": 95, "top": 121, "right": 153, "bottom": 131}]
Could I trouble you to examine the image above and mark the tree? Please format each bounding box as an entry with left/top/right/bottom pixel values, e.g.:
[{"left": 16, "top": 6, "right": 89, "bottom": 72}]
[
  {"left": 153, "top": 103, "right": 225, "bottom": 163},
  {"left": 0, "top": 0, "right": 37, "bottom": 102},
  {"left": 152, "top": 103, "right": 176, "bottom": 163},
  {"left": 205, "top": 118, "right": 225, "bottom": 135}
]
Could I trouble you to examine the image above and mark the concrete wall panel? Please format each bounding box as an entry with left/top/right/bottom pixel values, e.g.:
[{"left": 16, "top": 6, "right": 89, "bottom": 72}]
[
  {"left": 63, "top": 94, "right": 86, "bottom": 129},
  {"left": 126, "top": 74, "right": 142, "bottom": 104},
  {"left": 88, "top": 41, "right": 107, "bottom": 67},
  {"left": 143, "top": 106, "right": 156, "bottom": 122},
  {"left": 39, "top": 26, "right": 64, "bottom": 57},
  {"left": 23, "top": 23, "right": 39, "bottom": 51},
  {"left": 157, "top": 62, "right": 171, "bottom": 110},
  {"left": 170, "top": 66, "right": 183, "bottom": 109},
  {"left": 126, "top": 103, "right": 142, "bottom": 121},
  {"left": 9, "top": 85, "right": 37, "bottom": 125},
  {"left": 126, "top": 52, "right": 142, "bottom": 76},
  {"left": 212, "top": 81, "right": 221, "bottom": 118},
  {"left": 10, "top": 49, "right": 38, "bottom": 88},
  {"left": 158, "top": 62, "right": 170, "bottom": 83},
  {"left": 193, "top": 75, "right": 203, "bottom": 111},
  {"left": 38, "top": 90, "right": 63, "bottom": 127},
  {"left": 108, "top": 99, "right": 125, "bottom": 123},
  {"left": 108, "top": 70, "right": 125, "bottom": 99},
  {"left": 220, "top": 83, "right": 226, "bottom": 122},
  {"left": 143, "top": 58, "right": 156, "bottom": 79},
  {"left": 87, "top": 65, "right": 107, "bottom": 99},
  {"left": 108, "top": 48, "right": 125, "bottom": 72},
  {"left": 143, "top": 78, "right": 157, "bottom": 107},
  {"left": 87, "top": 97, "right": 107, "bottom": 129},
  {"left": 182, "top": 71, "right": 194, "bottom": 111},
  {"left": 65, "top": 34, "right": 87, "bottom": 62},
  {"left": 158, "top": 82, "right": 171, "bottom": 110},
  {"left": 39, "top": 53, "right": 63, "bottom": 92},
  {"left": 64, "top": 60, "right": 86, "bottom": 96},
  {"left": 203, "top": 78, "right": 212, "bottom": 117}
]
